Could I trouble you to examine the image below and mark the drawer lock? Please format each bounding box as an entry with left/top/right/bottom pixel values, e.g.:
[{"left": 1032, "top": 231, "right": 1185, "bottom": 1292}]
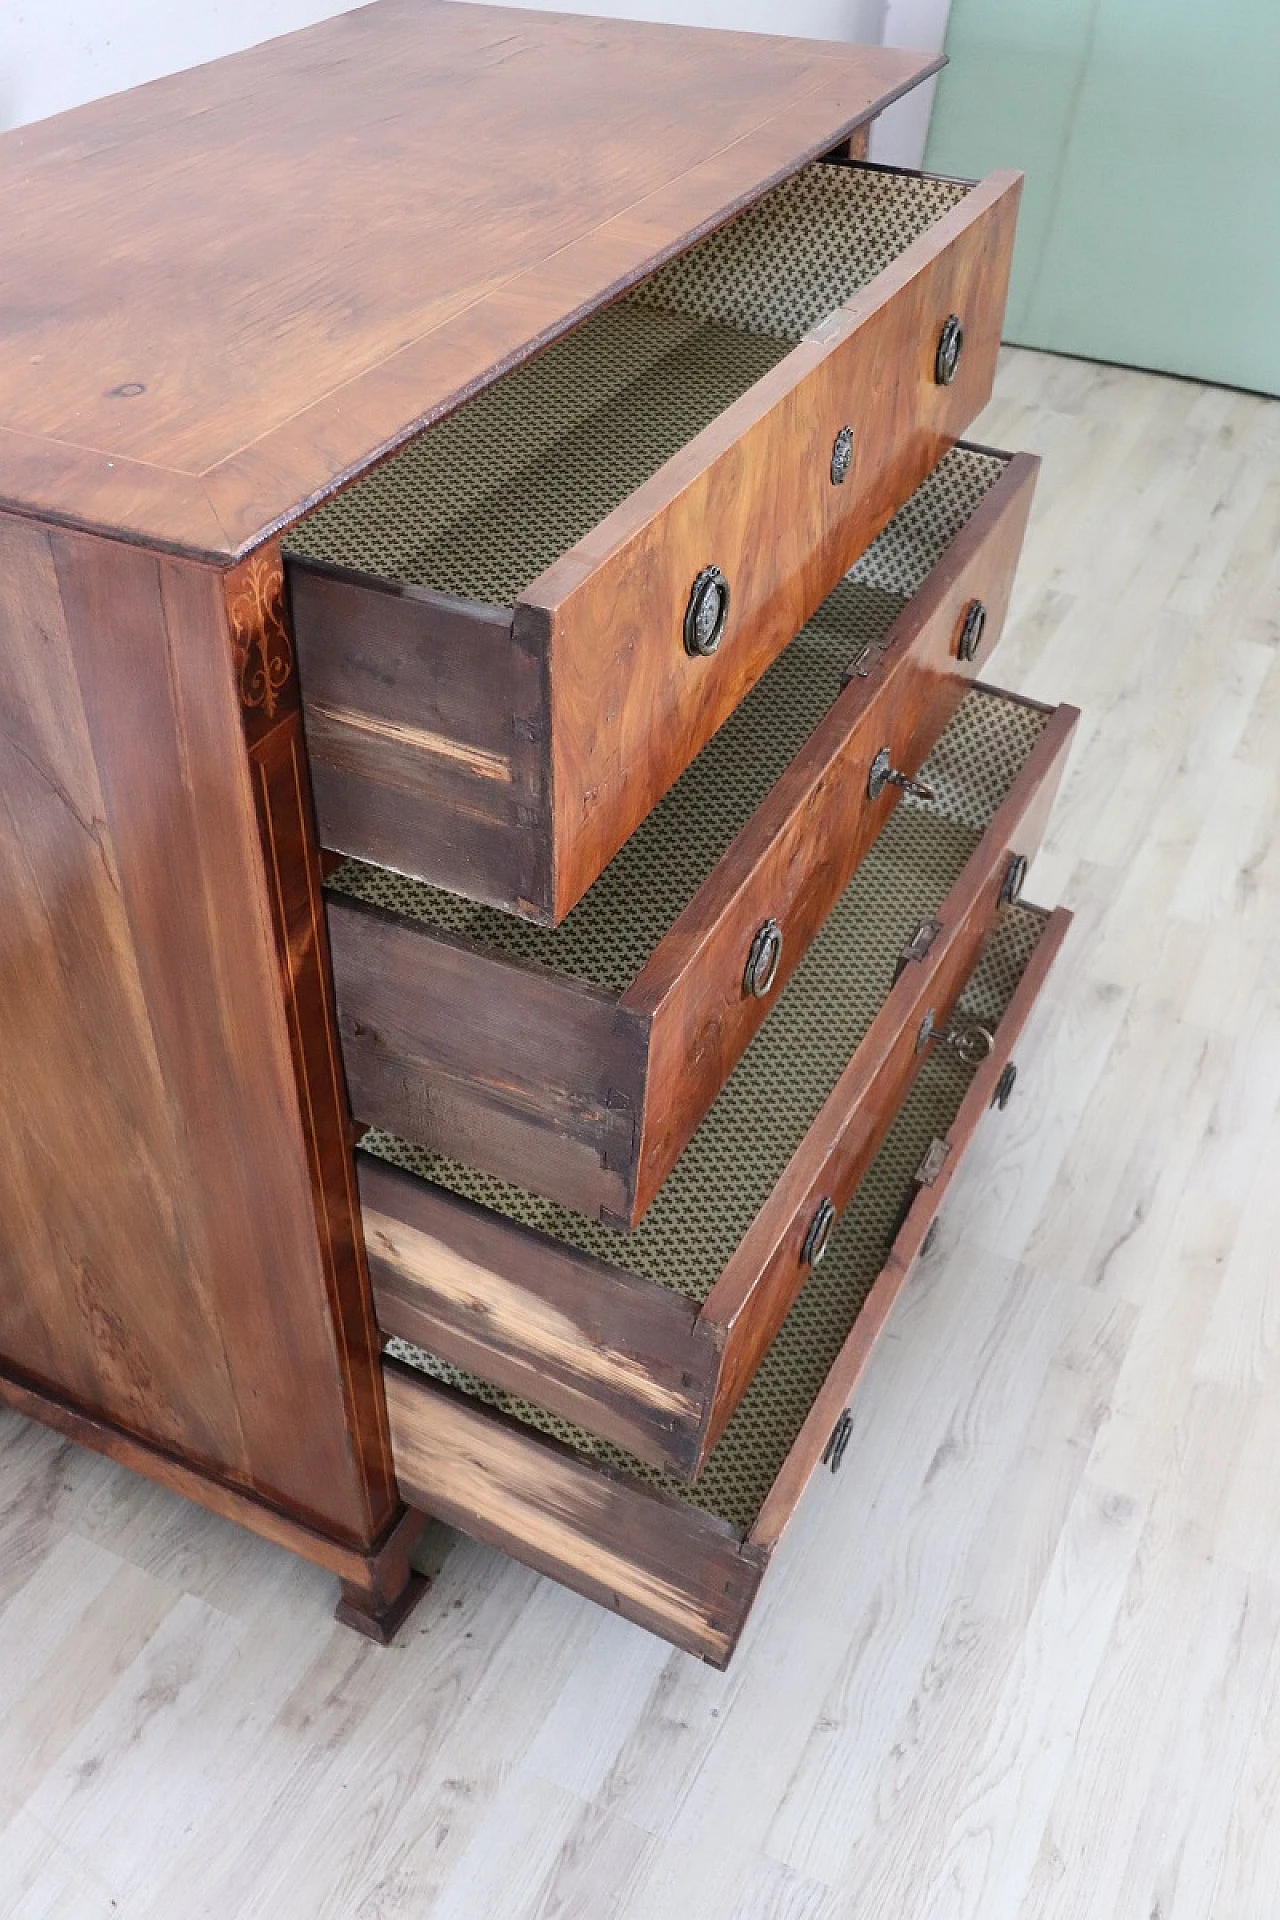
[
  {"left": 822, "top": 1408, "right": 853, "bottom": 1474},
  {"left": 915, "top": 1137, "right": 952, "bottom": 1187},
  {"left": 992, "top": 1061, "right": 1018, "bottom": 1111},
  {"left": 848, "top": 640, "right": 885, "bottom": 681},
  {"left": 743, "top": 919, "right": 784, "bottom": 999},
  {"left": 802, "top": 1196, "right": 837, "bottom": 1268},
  {"left": 917, "top": 1008, "right": 997, "bottom": 1065},
  {"left": 957, "top": 598, "right": 987, "bottom": 662},
  {"left": 869, "top": 747, "right": 936, "bottom": 805},
  {"left": 830, "top": 424, "right": 855, "bottom": 486},
  {"left": 893, "top": 916, "right": 942, "bottom": 983},
  {"left": 935, "top": 313, "right": 965, "bottom": 386},
  {"left": 684, "top": 566, "right": 731, "bottom": 657}
]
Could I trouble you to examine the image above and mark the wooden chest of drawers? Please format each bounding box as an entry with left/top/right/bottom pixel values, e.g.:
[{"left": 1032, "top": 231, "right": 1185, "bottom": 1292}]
[{"left": 0, "top": 2, "right": 1073, "bottom": 1660}]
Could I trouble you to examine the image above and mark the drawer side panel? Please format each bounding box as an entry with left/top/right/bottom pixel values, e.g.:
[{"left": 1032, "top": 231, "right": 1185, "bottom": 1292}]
[
  {"left": 385, "top": 1361, "right": 758, "bottom": 1666},
  {"left": 289, "top": 565, "right": 552, "bottom": 918},
  {"left": 330, "top": 896, "right": 643, "bottom": 1223},
  {"left": 364, "top": 1154, "right": 720, "bottom": 1474}
]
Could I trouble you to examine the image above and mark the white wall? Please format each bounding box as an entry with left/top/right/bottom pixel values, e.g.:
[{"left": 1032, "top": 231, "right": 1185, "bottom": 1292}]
[
  {"left": 0, "top": 1, "right": 357, "bottom": 130},
  {"left": 0, "top": 0, "right": 950, "bottom": 158},
  {"left": 871, "top": 0, "right": 953, "bottom": 166}
]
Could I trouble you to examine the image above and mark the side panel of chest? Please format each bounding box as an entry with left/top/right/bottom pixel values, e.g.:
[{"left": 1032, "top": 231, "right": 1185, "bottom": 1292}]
[{"left": 0, "top": 514, "right": 395, "bottom": 1548}]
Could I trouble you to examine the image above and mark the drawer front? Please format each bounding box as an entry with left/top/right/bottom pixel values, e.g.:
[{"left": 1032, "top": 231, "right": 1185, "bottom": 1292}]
[
  {"left": 698, "top": 689, "right": 1073, "bottom": 1448},
  {"left": 544, "top": 170, "right": 1022, "bottom": 919},
  {"left": 288, "top": 164, "right": 1021, "bottom": 926},
  {"left": 383, "top": 901, "right": 1071, "bottom": 1667},
  {"left": 329, "top": 446, "right": 1040, "bottom": 1230},
  {"left": 361, "top": 689, "right": 1077, "bottom": 1482},
  {"left": 630, "top": 446, "right": 1039, "bottom": 1219}
]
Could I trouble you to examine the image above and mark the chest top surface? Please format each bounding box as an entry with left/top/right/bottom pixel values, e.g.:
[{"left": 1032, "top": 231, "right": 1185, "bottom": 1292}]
[{"left": 0, "top": 0, "right": 935, "bottom": 561}]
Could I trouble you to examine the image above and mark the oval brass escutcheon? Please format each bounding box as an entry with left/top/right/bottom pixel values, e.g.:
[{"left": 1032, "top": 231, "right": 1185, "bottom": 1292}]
[
  {"left": 684, "top": 566, "right": 730, "bottom": 657},
  {"left": 992, "top": 1061, "right": 1018, "bottom": 1111},
  {"left": 830, "top": 424, "right": 854, "bottom": 485},
  {"left": 743, "top": 918, "right": 784, "bottom": 999},
  {"left": 1001, "top": 852, "right": 1028, "bottom": 905},
  {"left": 957, "top": 597, "right": 987, "bottom": 662},
  {"left": 823, "top": 1408, "right": 853, "bottom": 1474},
  {"left": 802, "top": 1196, "right": 837, "bottom": 1268},
  {"left": 868, "top": 746, "right": 894, "bottom": 801},
  {"left": 935, "top": 313, "right": 964, "bottom": 386}
]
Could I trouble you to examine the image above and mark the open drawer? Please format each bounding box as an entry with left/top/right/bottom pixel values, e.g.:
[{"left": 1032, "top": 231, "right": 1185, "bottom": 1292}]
[
  {"left": 327, "top": 444, "right": 1039, "bottom": 1227},
  {"left": 384, "top": 898, "right": 1070, "bottom": 1666},
  {"left": 285, "top": 160, "right": 1021, "bottom": 924},
  {"left": 358, "top": 685, "right": 1077, "bottom": 1480}
]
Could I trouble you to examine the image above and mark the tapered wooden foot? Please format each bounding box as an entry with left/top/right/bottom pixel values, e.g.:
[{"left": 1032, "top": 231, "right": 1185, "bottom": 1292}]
[{"left": 334, "top": 1505, "right": 431, "bottom": 1644}]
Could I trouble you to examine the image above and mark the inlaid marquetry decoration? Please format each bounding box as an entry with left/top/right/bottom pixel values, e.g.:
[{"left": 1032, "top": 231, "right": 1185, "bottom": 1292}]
[{"left": 227, "top": 547, "right": 295, "bottom": 733}]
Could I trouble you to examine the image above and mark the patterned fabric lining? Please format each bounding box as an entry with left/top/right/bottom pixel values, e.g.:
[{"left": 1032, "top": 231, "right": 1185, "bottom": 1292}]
[
  {"left": 388, "top": 903, "right": 1046, "bottom": 1533},
  {"left": 361, "top": 686, "right": 1048, "bottom": 1308},
  {"left": 286, "top": 310, "right": 786, "bottom": 603},
  {"left": 850, "top": 446, "right": 1005, "bottom": 598},
  {"left": 283, "top": 163, "right": 971, "bottom": 604},
  {"left": 328, "top": 446, "right": 1010, "bottom": 993},
  {"left": 630, "top": 163, "right": 970, "bottom": 339}
]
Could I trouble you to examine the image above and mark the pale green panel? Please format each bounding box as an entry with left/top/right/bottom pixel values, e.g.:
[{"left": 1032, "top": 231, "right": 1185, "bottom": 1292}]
[{"left": 925, "top": 0, "right": 1280, "bottom": 395}]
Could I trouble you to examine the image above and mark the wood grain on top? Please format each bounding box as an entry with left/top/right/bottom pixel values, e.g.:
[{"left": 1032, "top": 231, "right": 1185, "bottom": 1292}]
[{"left": 0, "top": 0, "right": 938, "bottom": 559}]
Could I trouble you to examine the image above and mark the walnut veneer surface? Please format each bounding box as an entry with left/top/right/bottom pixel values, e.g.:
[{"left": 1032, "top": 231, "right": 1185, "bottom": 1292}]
[{"left": 0, "top": 0, "right": 936, "bottom": 558}]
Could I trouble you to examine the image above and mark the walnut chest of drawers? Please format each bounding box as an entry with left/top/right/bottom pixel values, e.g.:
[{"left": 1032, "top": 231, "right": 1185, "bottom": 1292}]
[{"left": 0, "top": 0, "right": 1073, "bottom": 1661}]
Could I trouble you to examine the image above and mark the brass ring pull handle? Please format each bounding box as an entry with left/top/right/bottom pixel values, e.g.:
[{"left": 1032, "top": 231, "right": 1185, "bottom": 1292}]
[
  {"left": 917, "top": 1008, "right": 997, "bottom": 1065},
  {"left": 830, "top": 424, "right": 854, "bottom": 485},
  {"left": 957, "top": 598, "right": 987, "bottom": 662},
  {"left": 945, "top": 1021, "right": 996, "bottom": 1066},
  {"left": 743, "top": 919, "right": 783, "bottom": 999},
  {"left": 869, "top": 746, "right": 936, "bottom": 805},
  {"left": 684, "top": 566, "right": 730, "bottom": 657},
  {"left": 801, "top": 1196, "right": 837, "bottom": 1269},
  {"left": 935, "top": 313, "right": 964, "bottom": 386},
  {"left": 822, "top": 1408, "right": 853, "bottom": 1474}
]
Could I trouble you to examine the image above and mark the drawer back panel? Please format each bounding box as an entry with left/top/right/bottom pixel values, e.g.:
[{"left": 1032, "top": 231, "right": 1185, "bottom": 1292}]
[{"left": 632, "top": 162, "right": 968, "bottom": 337}]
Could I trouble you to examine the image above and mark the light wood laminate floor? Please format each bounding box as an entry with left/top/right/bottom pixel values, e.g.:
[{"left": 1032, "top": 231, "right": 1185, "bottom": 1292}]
[{"left": 4, "top": 349, "right": 1280, "bottom": 1919}]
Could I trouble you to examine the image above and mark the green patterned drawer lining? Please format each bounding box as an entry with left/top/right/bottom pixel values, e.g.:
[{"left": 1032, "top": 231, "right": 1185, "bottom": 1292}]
[
  {"left": 388, "top": 901, "right": 1045, "bottom": 1534},
  {"left": 361, "top": 688, "right": 1048, "bottom": 1307},
  {"left": 284, "top": 164, "right": 971, "bottom": 604},
  {"left": 328, "top": 445, "right": 1009, "bottom": 993}
]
